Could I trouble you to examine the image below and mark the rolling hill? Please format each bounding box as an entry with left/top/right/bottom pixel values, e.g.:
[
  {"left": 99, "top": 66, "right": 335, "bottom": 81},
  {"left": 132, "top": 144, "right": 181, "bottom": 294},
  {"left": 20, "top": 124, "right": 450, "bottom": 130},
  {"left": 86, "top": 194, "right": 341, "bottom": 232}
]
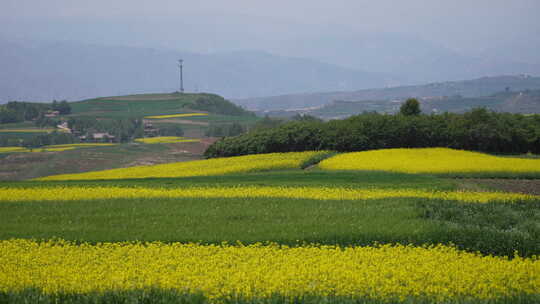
[
  {"left": 261, "top": 90, "right": 540, "bottom": 119},
  {"left": 236, "top": 75, "right": 540, "bottom": 112},
  {"left": 0, "top": 92, "right": 259, "bottom": 180},
  {"left": 303, "top": 90, "right": 540, "bottom": 119},
  {"left": 69, "top": 92, "right": 254, "bottom": 119}
]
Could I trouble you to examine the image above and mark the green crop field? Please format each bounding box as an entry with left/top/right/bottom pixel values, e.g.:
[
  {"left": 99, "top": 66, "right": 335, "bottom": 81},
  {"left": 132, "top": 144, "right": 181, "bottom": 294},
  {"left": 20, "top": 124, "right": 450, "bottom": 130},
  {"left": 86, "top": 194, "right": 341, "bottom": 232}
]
[
  {"left": 0, "top": 122, "right": 37, "bottom": 130},
  {"left": 1, "top": 149, "right": 540, "bottom": 303}
]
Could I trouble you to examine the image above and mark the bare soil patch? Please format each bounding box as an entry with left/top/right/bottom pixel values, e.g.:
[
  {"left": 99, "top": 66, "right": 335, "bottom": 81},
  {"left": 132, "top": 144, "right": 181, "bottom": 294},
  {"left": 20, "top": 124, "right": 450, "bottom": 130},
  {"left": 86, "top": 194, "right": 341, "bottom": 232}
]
[
  {"left": 168, "top": 138, "right": 217, "bottom": 155},
  {"left": 0, "top": 139, "right": 217, "bottom": 181},
  {"left": 458, "top": 178, "right": 540, "bottom": 195}
]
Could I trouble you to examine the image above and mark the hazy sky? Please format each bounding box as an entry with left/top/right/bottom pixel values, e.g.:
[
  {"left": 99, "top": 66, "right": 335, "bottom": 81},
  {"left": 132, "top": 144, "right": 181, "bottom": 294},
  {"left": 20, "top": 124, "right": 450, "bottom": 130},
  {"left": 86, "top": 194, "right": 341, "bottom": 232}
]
[
  {"left": 1, "top": 0, "right": 540, "bottom": 101},
  {"left": 2, "top": 0, "right": 540, "bottom": 63}
]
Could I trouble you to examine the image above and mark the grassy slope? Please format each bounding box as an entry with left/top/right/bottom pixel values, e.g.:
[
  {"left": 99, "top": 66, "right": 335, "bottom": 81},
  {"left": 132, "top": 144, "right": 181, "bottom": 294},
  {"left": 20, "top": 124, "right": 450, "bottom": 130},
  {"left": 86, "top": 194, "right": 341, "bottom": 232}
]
[
  {"left": 70, "top": 93, "right": 258, "bottom": 123},
  {"left": 1, "top": 170, "right": 539, "bottom": 257},
  {"left": 69, "top": 93, "right": 198, "bottom": 119}
]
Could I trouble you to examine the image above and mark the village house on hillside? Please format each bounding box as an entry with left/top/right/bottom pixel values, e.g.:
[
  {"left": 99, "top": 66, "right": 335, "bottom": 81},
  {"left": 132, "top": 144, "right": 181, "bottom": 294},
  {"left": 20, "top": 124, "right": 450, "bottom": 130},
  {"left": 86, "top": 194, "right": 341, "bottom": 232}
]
[
  {"left": 44, "top": 110, "right": 60, "bottom": 118},
  {"left": 79, "top": 132, "right": 115, "bottom": 143},
  {"left": 56, "top": 122, "right": 71, "bottom": 133},
  {"left": 144, "top": 121, "right": 159, "bottom": 137}
]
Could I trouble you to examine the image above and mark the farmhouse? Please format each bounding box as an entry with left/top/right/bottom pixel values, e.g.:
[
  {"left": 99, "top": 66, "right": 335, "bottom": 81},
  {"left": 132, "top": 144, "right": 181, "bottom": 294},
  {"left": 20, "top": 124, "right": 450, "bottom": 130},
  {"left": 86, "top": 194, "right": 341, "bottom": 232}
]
[
  {"left": 80, "top": 132, "right": 115, "bottom": 143},
  {"left": 44, "top": 110, "right": 60, "bottom": 118}
]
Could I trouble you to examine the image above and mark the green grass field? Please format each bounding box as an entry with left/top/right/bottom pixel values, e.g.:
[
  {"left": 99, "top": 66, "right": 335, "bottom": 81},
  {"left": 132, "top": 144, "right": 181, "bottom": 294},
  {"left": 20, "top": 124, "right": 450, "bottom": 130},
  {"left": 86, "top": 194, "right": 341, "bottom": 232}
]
[
  {"left": 1, "top": 170, "right": 539, "bottom": 257},
  {"left": 0, "top": 121, "right": 37, "bottom": 129}
]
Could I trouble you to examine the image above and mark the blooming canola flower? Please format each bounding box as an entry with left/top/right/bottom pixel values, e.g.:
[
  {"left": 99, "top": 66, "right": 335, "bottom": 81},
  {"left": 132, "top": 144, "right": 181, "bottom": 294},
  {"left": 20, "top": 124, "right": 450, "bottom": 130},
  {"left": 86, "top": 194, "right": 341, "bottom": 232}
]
[
  {"left": 0, "top": 240, "right": 538, "bottom": 301},
  {"left": 134, "top": 136, "right": 200, "bottom": 144},
  {"left": 145, "top": 113, "right": 208, "bottom": 119},
  {"left": 1, "top": 185, "right": 537, "bottom": 204},
  {"left": 319, "top": 148, "right": 540, "bottom": 175},
  {"left": 37, "top": 151, "right": 325, "bottom": 181}
]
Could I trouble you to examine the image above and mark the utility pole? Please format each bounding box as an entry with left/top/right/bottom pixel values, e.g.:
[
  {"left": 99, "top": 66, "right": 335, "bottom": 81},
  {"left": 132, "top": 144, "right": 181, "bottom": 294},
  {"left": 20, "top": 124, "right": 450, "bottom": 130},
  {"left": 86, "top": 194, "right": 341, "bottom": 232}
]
[{"left": 178, "top": 59, "right": 184, "bottom": 93}]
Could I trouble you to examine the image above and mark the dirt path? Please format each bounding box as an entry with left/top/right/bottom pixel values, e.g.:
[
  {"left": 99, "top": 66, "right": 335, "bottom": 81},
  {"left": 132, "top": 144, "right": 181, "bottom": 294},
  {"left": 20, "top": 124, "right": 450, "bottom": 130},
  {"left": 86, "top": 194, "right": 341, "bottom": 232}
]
[{"left": 457, "top": 179, "right": 540, "bottom": 195}]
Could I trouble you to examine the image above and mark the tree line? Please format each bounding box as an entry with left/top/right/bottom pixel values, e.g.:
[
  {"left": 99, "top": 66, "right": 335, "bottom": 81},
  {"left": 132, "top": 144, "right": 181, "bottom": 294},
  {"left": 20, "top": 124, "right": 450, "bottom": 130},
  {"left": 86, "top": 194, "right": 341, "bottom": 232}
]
[
  {"left": 0, "top": 117, "right": 147, "bottom": 148},
  {"left": 205, "top": 106, "right": 540, "bottom": 158},
  {"left": 0, "top": 101, "right": 71, "bottom": 124}
]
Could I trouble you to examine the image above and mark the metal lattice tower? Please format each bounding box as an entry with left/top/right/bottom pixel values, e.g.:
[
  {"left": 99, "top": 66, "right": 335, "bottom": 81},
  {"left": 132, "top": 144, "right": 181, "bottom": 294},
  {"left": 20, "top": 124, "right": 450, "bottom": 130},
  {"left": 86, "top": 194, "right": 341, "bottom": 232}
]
[{"left": 178, "top": 59, "right": 184, "bottom": 93}]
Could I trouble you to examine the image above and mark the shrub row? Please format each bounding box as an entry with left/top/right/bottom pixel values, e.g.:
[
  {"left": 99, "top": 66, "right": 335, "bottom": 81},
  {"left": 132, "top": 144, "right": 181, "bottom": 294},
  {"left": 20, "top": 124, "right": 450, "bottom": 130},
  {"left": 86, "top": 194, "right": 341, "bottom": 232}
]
[{"left": 205, "top": 109, "right": 540, "bottom": 157}]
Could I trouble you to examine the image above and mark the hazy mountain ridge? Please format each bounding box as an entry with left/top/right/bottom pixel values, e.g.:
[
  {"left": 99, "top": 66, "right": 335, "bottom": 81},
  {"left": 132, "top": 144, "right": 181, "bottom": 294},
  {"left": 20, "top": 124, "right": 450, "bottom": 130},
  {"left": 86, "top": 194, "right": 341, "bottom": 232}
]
[
  {"left": 261, "top": 89, "right": 540, "bottom": 120},
  {"left": 277, "top": 30, "right": 540, "bottom": 84},
  {"left": 0, "top": 39, "right": 395, "bottom": 103},
  {"left": 237, "top": 75, "right": 540, "bottom": 111},
  {"left": 3, "top": 14, "right": 540, "bottom": 84}
]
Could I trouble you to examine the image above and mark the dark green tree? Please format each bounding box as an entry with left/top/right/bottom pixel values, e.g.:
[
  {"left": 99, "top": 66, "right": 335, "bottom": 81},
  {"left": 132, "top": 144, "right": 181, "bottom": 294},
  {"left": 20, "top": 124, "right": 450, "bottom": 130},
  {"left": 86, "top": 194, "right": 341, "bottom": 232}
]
[
  {"left": 228, "top": 123, "right": 245, "bottom": 136},
  {"left": 400, "top": 98, "right": 421, "bottom": 116},
  {"left": 291, "top": 114, "right": 323, "bottom": 122},
  {"left": 22, "top": 136, "right": 44, "bottom": 151},
  {"left": 56, "top": 100, "right": 72, "bottom": 115},
  {"left": 0, "top": 107, "right": 19, "bottom": 123},
  {"left": 158, "top": 125, "right": 184, "bottom": 137}
]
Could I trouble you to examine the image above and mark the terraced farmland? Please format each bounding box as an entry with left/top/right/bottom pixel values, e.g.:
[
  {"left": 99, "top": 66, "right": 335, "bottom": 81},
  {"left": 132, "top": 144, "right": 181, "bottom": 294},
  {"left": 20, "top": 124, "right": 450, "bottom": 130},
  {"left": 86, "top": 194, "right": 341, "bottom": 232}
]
[{"left": 1, "top": 148, "right": 539, "bottom": 303}]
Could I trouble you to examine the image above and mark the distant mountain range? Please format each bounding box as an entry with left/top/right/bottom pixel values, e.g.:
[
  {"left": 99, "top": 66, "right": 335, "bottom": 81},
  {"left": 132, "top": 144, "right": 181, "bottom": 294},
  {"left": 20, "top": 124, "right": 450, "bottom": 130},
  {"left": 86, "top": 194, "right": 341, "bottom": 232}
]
[
  {"left": 0, "top": 38, "right": 396, "bottom": 103},
  {"left": 4, "top": 15, "right": 540, "bottom": 86},
  {"left": 2, "top": 31, "right": 540, "bottom": 106},
  {"left": 236, "top": 75, "right": 540, "bottom": 111},
  {"left": 272, "top": 30, "right": 540, "bottom": 84},
  {"left": 299, "top": 90, "right": 540, "bottom": 120}
]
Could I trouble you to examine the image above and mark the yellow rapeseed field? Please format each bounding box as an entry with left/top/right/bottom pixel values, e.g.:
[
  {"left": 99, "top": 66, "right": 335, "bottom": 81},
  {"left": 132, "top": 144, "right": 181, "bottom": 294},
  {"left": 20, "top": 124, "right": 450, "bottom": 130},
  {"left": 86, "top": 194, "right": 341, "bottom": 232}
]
[
  {"left": 134, "top": 136, "right": 200, "bottom": 144},
  {"left": 319, "top": 147, "right": 540, "bottom": 174},
  {"left": 1, "top": 185, "right": 537, "bottom": 203},
  {"left": 37, "top": 151, "right": 325, "bottom": 181},
  {"left": 0, "top": 143, "right": 116, "bottom": 154},
  {"left": 0, "top": 147, "right": 29, "bottom": 153},
  {"left": 37, "top": 147, "right": 77, "bottom": 152},
  {"left": 145, "top": 113, "right": 208, "bottom": 119},
  {"left": 0, "top": 240, "right": 538, "bottom": 301},
  {"left": 0, "top": 146, "right": 78, "bottom": 153}
]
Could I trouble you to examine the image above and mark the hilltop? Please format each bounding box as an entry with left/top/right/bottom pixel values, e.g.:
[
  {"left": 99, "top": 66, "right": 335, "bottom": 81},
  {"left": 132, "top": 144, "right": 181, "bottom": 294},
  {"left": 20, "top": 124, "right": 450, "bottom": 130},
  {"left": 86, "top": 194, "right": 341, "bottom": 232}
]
[{"left": 70, "top": 92, "right": 254, "bottom": 119}]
